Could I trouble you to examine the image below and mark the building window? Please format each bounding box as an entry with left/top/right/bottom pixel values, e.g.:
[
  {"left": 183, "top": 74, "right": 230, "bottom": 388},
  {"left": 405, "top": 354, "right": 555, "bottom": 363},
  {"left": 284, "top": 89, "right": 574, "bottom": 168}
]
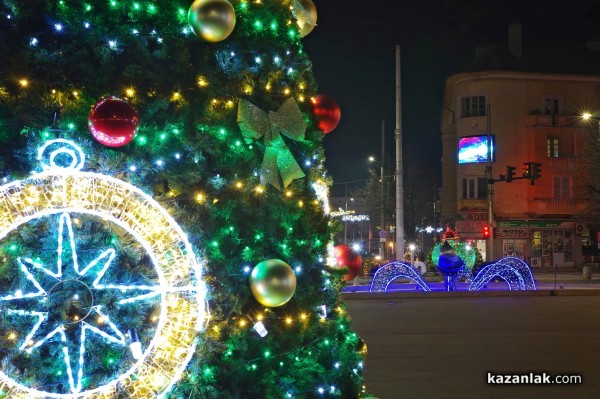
[
  {"left": 553, "top": 176, "right": 571, "bottom": 199},
  {"left": 461, "top": 177, "right": 488, "bottom": 199},
  {"left": 461, "top": 96, "right": 486, "bottom": 118},
  {"left": 547, "top": 137, "right": 559, "bottom": 158}
]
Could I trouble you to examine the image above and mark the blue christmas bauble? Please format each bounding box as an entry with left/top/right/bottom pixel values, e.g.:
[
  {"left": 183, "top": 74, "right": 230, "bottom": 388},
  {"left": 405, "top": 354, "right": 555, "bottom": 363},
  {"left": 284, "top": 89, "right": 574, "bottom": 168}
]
[{"left": 437, "top": 252, "right": 465, "bottom": 275}]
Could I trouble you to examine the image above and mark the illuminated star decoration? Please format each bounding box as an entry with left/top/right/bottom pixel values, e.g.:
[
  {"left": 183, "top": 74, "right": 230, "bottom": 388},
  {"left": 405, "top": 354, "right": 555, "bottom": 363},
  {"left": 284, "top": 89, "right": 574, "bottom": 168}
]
[{"left": 1, "top": 212, "right": 160, "bottom": 394}]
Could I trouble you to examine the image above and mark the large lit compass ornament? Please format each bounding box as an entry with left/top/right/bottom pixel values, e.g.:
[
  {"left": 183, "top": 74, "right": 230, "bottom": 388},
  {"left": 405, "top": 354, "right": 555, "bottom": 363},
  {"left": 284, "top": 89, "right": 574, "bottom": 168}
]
[{"left": 0, "top": 140, "right": 207, "bottom": 398}]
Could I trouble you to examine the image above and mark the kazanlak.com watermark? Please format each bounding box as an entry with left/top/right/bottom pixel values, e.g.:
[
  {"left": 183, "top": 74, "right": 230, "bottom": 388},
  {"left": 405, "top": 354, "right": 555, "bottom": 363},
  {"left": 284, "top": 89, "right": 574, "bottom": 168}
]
[{"left": 487, "top": 372, "right": 582, "bottom": 385}]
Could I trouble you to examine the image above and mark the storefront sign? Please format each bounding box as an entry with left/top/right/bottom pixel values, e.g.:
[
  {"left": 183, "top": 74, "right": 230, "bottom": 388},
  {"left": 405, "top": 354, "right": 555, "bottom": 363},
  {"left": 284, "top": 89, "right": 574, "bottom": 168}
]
[
  {"left": 459, "top": 199, "right": 488, "bottom": 212},
  {"left": 495, "top": 228, "right": 529, "bottom": 239},
  {"left": 455, "top": 220, "right": 486, "bottom": 238},
  {"left": 462, "top": 212, "right": 488, "bottom": 220},
  {"left": 497, "top": 220, "right": 574, "bottom": 229}
]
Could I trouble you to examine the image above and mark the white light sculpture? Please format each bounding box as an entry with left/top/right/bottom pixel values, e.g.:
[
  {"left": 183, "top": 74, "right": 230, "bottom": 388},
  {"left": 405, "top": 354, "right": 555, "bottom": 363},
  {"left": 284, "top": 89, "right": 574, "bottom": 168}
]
[{"left": 0, "top": 140, "right": 208, "bottom": 399}]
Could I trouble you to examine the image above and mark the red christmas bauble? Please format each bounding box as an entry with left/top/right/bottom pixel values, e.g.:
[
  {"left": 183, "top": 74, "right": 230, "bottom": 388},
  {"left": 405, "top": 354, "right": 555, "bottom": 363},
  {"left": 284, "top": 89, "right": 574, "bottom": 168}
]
[
  {"left": 333, "top": 245, "right": 362, "bottom": 281},
  {"left": 88, "top": 97, "right": 140, "bottom": 147},
  {"left": 311, "top": 94, "right": 341, "bottom": 134}
]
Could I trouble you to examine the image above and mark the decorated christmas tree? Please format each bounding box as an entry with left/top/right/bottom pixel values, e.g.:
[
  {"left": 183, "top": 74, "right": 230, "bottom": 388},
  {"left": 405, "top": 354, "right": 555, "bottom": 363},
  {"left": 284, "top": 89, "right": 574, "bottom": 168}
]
[{"left": 0, "top": 0, "right": 366, "bottom": 398}]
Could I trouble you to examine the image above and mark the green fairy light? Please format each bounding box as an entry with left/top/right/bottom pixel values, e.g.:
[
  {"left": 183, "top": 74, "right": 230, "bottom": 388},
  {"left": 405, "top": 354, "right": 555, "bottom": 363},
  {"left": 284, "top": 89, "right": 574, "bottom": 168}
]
[
  {"left": 264, "top": 350, "right": 270, "bottom": 358},
  {"left": 133, "top": 2, "right": 140, "bottom": 11},
  {"left": 173, "top": 128, "right": 180, "bottom": 135},
  {"left": 324, "top": 339, "right": 329, "bottom": 345},
  {"left": 178, "top": 8, "right": 186, "bottom": 16},
  {"left": 240, "top": 2, "right": 248, "bottom": 10},
  {"left": 211, "top": 241, "right": 219, "bottom": 247},
  {"left": 8, "top": 244, "right": 17, "bottom": 251},
  {"left": 85, "top": 4, "right": 92, "bottom": 11},
  {"left": 270, "top": 21, "right": 278, "bottom": 31},
  {"left": 279, "top": 361, "right": 284, "bottom": 367},
  {"left": 251, "top": 364, "right": 257, "bottom": 370},
  {"left": 68, "top": 123, "right": 75, "bottom": 130},
  {"left": 110, "top": 0, "right": 118, "bottom": 7},
  {"left": 136, "top": 135, "right": 147, "bottom": 145},
  {"left": 219, "top": 128, "right": 226, "bottom": 136},
  {"left": 147, "top": 4, "right": 157, "bottom": 14},
  {"left": 160, "top": 133, "right": 167, "bottom": 140},
  {"left": 254, "top": 20, "right": 263, "bottom": 30},
  {"left": 235, "top": 140, "right": 241, "bottom": 146}
]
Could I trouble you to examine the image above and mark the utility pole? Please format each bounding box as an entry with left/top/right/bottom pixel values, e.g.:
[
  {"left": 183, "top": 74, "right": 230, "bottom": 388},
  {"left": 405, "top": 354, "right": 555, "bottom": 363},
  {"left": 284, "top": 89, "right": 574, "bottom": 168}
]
[
  {"left": 486, "top": 103, "right": 494, "bottom": 261},
  {"left": 395, "top": 45, "right": 405, "bottom": 260},
  {"left": 380, "top": 120, "right": 385, "bottom": 258}
]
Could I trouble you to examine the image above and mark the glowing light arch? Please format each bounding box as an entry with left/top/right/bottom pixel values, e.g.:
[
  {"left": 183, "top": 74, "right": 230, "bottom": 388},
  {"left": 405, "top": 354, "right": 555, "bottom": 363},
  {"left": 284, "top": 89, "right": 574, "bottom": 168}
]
[
  {"left": 370, "top": 261, "right": 432, "bottom": 292},
  {"left": 469, "top": 257, "right": 536, "bottom": 291},
  {"left": 0, "top": 140, "right": 208, "bottom": 399}
]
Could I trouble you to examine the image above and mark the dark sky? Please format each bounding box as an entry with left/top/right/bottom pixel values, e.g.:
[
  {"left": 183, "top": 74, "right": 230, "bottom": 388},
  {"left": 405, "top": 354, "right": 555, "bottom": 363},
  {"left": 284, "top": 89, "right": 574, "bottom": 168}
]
[{"left": 302, "top": 0, "right": 600, "bottom": 195}]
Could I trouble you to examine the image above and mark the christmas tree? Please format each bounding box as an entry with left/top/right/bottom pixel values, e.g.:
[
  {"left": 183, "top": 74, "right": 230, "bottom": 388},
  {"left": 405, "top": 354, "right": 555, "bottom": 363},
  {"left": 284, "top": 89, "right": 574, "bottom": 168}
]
[{"left": 0, "top": 1, "right": 366, "bottom": 398}]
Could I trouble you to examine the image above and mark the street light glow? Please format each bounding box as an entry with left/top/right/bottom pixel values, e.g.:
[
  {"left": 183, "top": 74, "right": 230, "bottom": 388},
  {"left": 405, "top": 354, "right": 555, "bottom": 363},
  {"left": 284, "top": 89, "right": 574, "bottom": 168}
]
[
  {"left": 582, "top": 112, "right": 592, "bottom": 120},
  {"left": 409, "top": 244, "right": 416, "bottom": 251}
]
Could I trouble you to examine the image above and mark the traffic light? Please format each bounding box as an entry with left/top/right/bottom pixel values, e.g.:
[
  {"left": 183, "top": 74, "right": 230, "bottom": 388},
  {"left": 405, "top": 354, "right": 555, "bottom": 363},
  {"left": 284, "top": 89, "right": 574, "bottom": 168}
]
[
  {"left": 522, "top": 162, "right": 531, "bottom": 179},
  {"left": 482, "top": 224, "right": 491, "bottom": 239},
  {"left": 523, "top": 162, "right": 542, "bottom": 185},
  {"left": 506, "top": 165, "right": 516, "bottom": 182},
  {"left": 531, "top": 162, "right": 542, "bottom": 180}
]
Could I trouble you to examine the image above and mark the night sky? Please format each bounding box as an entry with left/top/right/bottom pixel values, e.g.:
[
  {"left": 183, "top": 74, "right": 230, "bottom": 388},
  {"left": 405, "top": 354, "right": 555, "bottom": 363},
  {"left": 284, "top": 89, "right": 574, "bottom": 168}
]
[{"left": 302, "top": 0, "right": 600, "bottom": 195}]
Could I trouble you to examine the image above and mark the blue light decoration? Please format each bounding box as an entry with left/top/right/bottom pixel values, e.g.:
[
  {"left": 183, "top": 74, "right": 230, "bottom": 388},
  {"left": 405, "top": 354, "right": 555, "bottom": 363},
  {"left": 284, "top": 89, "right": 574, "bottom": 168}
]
[
  {"left": 469, "top": 257, "right": 536, "bottom": 291},
  {"left": 369, "top": 261, "right": 431, "bottom": 293},
  {"left": 0, "top": 140, "right": 208, "bottom": 398}
]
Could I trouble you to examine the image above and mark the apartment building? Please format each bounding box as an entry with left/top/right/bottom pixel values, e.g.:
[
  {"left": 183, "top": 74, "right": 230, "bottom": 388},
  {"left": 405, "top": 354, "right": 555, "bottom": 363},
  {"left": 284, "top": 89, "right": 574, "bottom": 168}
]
[{"left": 440, "top": 24, "right": 600, "bottom": 267}]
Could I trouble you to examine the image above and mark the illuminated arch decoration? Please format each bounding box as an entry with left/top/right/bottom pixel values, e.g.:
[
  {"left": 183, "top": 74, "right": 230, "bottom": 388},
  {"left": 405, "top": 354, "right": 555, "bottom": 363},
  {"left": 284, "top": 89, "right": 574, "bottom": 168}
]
[
  {"left": 469, "top": 257, "right": 536, "bottom": 291},
  {"left": 0, "top": 140, "right": 208, "bottom": 399},
  {"left": 370, "top": 261, "right": 431, "bottom": 293}
]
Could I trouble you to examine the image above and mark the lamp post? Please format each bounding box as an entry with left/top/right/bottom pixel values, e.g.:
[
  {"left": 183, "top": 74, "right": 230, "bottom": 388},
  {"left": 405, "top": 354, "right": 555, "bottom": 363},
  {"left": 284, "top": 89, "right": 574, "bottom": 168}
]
[{"left": 409, "top": 243, "right": 415, "bottom": 266}]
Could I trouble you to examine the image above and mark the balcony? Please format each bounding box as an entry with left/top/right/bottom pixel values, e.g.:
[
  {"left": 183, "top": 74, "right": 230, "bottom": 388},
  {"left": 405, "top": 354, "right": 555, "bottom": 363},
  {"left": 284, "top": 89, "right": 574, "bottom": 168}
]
[
  {"left": 535, "top": 198, "right": 589, "bottom": 212},
  {"left": 526, "top": 114, "right": 579, "bottom": 128},
  {"left": 546, "top": 157, "right": 578, "bottom": 171}
]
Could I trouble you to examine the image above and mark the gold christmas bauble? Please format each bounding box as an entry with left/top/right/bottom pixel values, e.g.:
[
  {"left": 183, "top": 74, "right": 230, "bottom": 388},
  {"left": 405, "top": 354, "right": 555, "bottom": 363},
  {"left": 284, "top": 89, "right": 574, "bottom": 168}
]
[
  {"left": 292, "top": 0, "right": 317, "bottom": 37},
  {"left": 188, "top": 0, "right": 236, "bottom": 42},
  {"left": 250, "top": 259, "right": 297, "bottom": 307}
]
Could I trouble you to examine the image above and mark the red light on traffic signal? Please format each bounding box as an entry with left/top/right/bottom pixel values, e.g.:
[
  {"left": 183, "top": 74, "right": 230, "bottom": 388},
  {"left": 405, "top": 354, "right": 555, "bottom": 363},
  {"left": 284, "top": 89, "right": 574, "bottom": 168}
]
[{"left": 482, "top": 225, "right": 491, "bottom": 239}]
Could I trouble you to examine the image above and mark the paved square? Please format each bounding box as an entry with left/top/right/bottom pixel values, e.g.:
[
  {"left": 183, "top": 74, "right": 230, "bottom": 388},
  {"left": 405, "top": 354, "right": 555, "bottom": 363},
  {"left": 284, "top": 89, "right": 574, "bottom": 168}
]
[{"left": 346, "top": 296, "right": 600, "bottom": 399}]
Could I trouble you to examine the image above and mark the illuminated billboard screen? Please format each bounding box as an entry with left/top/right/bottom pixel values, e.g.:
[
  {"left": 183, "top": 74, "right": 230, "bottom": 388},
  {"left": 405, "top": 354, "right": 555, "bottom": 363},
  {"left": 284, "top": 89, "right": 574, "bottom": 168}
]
[{"left": 458, "top": 135, "right": 495, "bottom": 164}]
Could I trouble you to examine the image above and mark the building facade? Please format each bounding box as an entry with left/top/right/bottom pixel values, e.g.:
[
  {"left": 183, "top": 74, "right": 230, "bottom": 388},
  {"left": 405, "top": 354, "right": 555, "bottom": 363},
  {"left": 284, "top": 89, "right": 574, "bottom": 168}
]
[{"left": 441, "top": 66, "right": 600, "bottom": 267}]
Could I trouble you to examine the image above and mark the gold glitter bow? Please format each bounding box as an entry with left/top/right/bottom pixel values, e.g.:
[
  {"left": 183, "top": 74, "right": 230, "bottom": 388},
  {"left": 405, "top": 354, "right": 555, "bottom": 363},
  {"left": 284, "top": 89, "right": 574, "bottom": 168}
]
[{"left": 237, "top": 98, "right": 306, "bottom": 190}]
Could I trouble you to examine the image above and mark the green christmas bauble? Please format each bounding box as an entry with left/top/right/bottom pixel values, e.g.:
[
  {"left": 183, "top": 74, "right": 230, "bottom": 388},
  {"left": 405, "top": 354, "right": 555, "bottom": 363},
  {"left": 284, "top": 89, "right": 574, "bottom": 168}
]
[
  {"left": 188, "top": 0, "right": 236, "bottom": 43},
  {"left": 250, "top": 259, "right": 297, "bottom": 307}
]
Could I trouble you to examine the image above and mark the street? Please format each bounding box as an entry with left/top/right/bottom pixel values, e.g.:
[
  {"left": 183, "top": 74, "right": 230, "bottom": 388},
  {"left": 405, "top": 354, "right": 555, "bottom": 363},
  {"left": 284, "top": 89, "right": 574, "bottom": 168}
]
[{"left": 345, "top": 295, "right": 600, "bottom": 399}]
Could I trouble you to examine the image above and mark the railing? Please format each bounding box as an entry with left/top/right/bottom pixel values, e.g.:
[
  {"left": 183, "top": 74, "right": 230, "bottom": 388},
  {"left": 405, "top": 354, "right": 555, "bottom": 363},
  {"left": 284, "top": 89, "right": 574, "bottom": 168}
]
[
  {"left": 535, "top": 198, "right": 589, "bottom": 212},
  {"left": 526, "top": 115, "right": 579, "bottom": 128},
  {"left": 546, "top": 157, "right": 577, "bottom": 171}
]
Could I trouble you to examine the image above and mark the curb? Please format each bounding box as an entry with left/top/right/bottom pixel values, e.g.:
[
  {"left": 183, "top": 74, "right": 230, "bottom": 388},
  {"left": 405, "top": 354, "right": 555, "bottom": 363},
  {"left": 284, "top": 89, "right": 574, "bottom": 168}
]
[{"left": 342, "top": 289, "right": 600, "bottom": 300}]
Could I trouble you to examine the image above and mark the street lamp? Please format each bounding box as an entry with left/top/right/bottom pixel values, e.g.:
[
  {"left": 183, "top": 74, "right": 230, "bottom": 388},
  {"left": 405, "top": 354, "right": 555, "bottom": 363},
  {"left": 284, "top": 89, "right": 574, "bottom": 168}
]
[{"left": 409, "top": 243, "right": 416, "bottom": 265}]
